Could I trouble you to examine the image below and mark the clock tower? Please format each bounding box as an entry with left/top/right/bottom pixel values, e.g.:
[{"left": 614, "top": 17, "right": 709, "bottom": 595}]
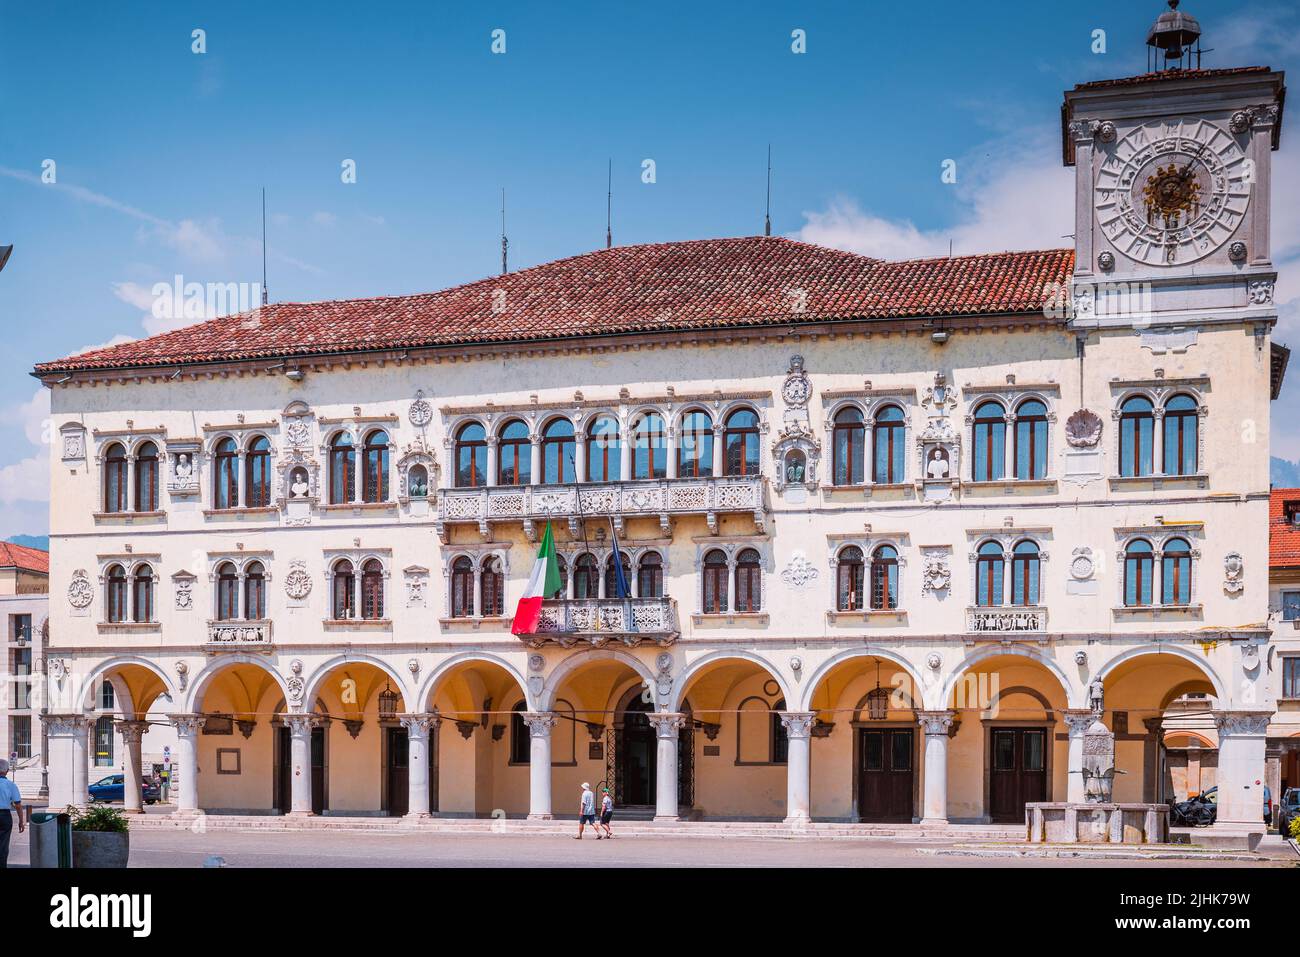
[{"left": 1062, "top": 1, "right": 1285, "bottom": 327}]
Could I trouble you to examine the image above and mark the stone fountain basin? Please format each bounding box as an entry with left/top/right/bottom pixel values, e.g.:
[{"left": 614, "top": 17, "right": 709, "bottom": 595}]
[{"left": 1025, "top": 802, "right": 1168, "bottom": 844}]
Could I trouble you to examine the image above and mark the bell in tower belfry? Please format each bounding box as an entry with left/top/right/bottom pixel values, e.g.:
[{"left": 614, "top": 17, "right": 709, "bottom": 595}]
[{"left": 1060, "top": 1, "right": 1285, "bottom": 333}]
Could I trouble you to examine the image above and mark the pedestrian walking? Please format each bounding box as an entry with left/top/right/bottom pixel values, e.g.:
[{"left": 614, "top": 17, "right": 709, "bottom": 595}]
[
  {"left": 576, "top": 782, "right": 596, "bottom": 839},
  {"left": 0, "top": 759, "right": 25, "bottom": 869},
  {"left": 598, "top": 787, "right": 614, "bottom": 839}
]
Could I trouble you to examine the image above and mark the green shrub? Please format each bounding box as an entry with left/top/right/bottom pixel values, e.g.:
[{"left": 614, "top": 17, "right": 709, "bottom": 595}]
[
  {"left": 1290, "top": 816, "right": 1300, "bottom": 842},
  {"left": 68, "top": 804, "right": 129, "bottom": 833}
]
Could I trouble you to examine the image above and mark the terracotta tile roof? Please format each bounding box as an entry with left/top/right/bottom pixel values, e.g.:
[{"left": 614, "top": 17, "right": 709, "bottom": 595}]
[
  {"left": 1071, "top": 66, "right": 1274, "bottom": 91},
  {"left": 0, "top": 542, "right": 48, "bottom": 575},
  {"left": 32, "top": 238, "right": 1075, "bottom": 375},
  {"left": 1272, "top": 489, "right": 1300, "bottom": 569}
]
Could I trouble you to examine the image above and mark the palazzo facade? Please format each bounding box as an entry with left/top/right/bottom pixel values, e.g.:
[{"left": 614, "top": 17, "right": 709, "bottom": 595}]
[{"left": 32, "top": 60, "right": 1287, "bottom": 838}]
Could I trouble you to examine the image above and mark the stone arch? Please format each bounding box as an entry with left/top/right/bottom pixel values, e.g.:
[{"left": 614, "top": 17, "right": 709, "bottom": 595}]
[
  {"left": 79, "top": 656, "right": 177, "bottom": 717},
  {"left": 418, "top": 651, "right": 529, "bottom": 712},
  {"left": 186, "top": 653, "right": 290, "bottom": 713},
  {"left": 302, "top": 653, "right": 412, "bottom": 710},
  {"left": 672, "top": 649, "right": 790, "bottom": 713},
  {"left": 542, "top": 648, "right": 656, "bottom": 711},
  {"left": 938, "top": 644, "right": 1074, "bottom": 711},
  {"left": 1094, "top": 644, "right": 1225, "bottom": 702},
  {"left": 798, "top": 647, "right": 923, "bottom": 712}
]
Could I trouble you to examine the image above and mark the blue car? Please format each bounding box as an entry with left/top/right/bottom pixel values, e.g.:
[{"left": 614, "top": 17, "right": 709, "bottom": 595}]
[{"left": 88, "top": 774, "right": 161, "bottom": 805}]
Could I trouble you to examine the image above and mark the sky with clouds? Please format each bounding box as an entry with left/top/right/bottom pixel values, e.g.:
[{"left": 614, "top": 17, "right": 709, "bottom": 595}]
[{"left": 0, "top": 0, "right": 1297, "bottom": 536}]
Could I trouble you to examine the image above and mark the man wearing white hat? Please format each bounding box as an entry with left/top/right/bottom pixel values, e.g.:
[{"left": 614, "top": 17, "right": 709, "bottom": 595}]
[
  {"left": 0, "top": 759, "right": 24, "bottom": 868},
  {"left": 575, "top": 782, "right": 596, "bottom": 839}
]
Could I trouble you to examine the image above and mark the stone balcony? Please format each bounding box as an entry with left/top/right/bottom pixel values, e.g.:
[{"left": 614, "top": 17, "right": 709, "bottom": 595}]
[
  {"left": 516, "top": 597, "right": 680, "bottom": 648},
  {"left": 435, "top": 476, "right": 767, "bottom": 541},
  {"left": 963, "top": 606, "right": 1048, "bottom": 642},
  {"left": 205, "top": 619, "right": 273, "bottom": 653}
]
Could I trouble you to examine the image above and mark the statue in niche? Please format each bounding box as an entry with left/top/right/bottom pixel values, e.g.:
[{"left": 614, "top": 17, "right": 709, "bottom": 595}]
[
  {"left": 784, "top": 451, "right": 806, "bottom": 486},
  {"left": 926, "top": 447, "right": 950, "bottom": 479},
  {"left": 290, "top": 468, "right": 310, "bottom": 499},
  {"left": 175, "top": 453, "right": 193, "bottom": 480},
  {"left": 408, "top": 465, "right": 429, "bottom": 498}
]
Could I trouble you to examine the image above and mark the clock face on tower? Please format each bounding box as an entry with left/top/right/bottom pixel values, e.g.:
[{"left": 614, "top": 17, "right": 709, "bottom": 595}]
[{"left": 1094, "top": 118, "right": 1250, "bottom": 267}]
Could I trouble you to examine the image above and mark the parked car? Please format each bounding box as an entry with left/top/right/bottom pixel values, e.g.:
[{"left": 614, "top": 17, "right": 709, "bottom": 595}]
[
  {"left": 88, "top": 773, "right": 161, "bottom": 805},
  {"left": 1191, "top": 785, "right": 1272, "bottom": 825},
  {"left": 1278, "top": 788, "right": 1300, "bottom": 836}
]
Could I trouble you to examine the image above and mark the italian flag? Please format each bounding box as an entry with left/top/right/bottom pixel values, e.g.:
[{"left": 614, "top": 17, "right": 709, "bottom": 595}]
[{"left": 511, "top": 521, "right": 562, "bottom": 635}]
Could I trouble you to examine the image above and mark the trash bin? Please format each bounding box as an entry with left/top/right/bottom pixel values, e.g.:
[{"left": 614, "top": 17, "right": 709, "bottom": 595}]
[{"left": 29, "top": 812, "right": 72, "bottom": 868}]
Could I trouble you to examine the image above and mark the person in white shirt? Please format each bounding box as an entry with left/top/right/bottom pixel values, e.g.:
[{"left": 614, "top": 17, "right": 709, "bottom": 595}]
[
  {"left": 576, "top": 783, "right": 596, "bottom": 839},
  {"left": 0, "top": 759, "right": 25, "bottom": 868}
]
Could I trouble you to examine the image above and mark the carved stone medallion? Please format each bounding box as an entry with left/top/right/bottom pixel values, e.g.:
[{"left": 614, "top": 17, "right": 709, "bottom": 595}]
[{"left": 1065, "top": 409, "right": 1103, "bottom": 448}]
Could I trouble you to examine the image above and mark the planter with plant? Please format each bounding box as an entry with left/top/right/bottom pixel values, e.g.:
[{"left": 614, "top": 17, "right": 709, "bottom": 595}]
[
  {"left": 1289, "top": 816, "right": 1300, "bottom": 858},
  {"left": 68, "top": 804, "right": 130, "bottom": 868}
]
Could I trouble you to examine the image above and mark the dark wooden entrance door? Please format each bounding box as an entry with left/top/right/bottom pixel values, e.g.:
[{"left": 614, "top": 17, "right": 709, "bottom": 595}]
[
  {"left": 858, "top": 728, "right": 914, "bottom": 822},
  {"left": 989, "top": 727, "right": 1047, "bottom": 823},
  {"left": 275, "top": 725, "right": 326, "bottom": 814},
  {"left": 385, "top": 725, "right": 438, "bottom": 816},
  {"left": 618, "top": 699, "right": 655, "bottom": 807}
]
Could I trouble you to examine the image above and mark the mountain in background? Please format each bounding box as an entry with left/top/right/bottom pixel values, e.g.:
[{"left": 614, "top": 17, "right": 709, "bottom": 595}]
[
  {"left": 1274, "top": 457, "right": 1300, "bottom": 489},
  {"left": 5, "top": 534, "right": 49, "bottom": 552}
]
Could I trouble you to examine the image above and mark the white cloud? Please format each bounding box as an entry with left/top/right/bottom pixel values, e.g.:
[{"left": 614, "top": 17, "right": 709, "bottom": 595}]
[
  {"left": 0, "top": 389, "right": 52, "bottom": 512},
  {"left": 312, "top": 211, "right": 337, "bottom": 227}
]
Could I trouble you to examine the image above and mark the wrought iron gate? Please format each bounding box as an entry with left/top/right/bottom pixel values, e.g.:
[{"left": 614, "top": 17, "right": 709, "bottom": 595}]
[
  {"left": 678, "top": 721, "right": 695, "bottom": 809},
  {"left": 603, "top": 726, "right": 621, "bottom": 805}
]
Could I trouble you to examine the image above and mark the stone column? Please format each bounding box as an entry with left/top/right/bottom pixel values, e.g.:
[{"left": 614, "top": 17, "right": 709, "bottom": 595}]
[
  {"left": 916, "top": 710, "right": 955, "bottom": 825},
  {"left": 573, "top": 433, "right": 586, "bottom": 484},
  {"left": 666, "top": 427, "right": 678, "bottom": 479},
  {"left": 283, "top": 714, "right": 319, "bottom": 815},
  {"left": 1062, "top": 709, "right": 1095, "bottom": 804},
  {"left": 1211, "top": 710, "right": 1271, "bottom": 846},
  {"left": 45, "top": 714, "right": 92, "bottom": 809},
  {"left": 168, "top": 713, "right": 206, "bottom": 814},
  {"left": 399, "top": 713, "right": 438, "bottom": 820},
  {"left": 522, "top": 712, "right": 555, "bottom": 819},
  {"left": 618, "top": 432, "right": 631, "bottom": 482},
  {"left": 115, "top": 719, "right": 150, "bottom": 814},
  {"left": 485, "top": 437, "right": 499, "bottom": 487},
  {"left": 646, "top": 712, "right": 687, "bottom": 821},
  {"left": 711, "top": 425, "right": 723, "bottom": 477},
  {"left": 779, "top": 712, "right": 816, "bottom": 823},
  {"left": 529, "top": 435, "right": 542, "bottom": 485}
]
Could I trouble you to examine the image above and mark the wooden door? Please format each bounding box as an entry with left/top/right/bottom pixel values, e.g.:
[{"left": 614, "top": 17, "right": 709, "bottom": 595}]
[
  {"left": 989, "top": 727, "right": 1047, "bottom": 823},
  {"left": 387, "top": 727, "right": 409, "bottom": 816},
  {"left": 858, "top": 728, "right": 914, "bottom": 822}
]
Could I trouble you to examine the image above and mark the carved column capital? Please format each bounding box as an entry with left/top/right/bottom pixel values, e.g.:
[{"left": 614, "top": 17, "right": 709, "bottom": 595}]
[
  {"left": 645, "top": 712, "right": 688, "bottom": 738},
  {"left": 1061, "top": 709, "right": 1096, "bottom": 735},
  {"left": 114, "top": 719, "right": 150, "bottom": 744},
  {"left": 778, "top": 711, "right": 817, "bottom": 739},
  {"left": 281, "top": 713, "right": 323, "bottom": 736},
  {"left": 1212, "top": 709, "right": 1272, "bottom": 738},
  {"left": 44, "top": 713, "right": 93, "bottom": 736},
  {"left": 915, "top": 710, "right": 955, "bottom": 736},
  {"left": 398, "top": 712, "right": 439, "bottom": 737},
  {"left": 167, "top": 713, "right": 208, "bottom": 737},
  {"left": 522, "top": 711, "right": 556, "bottom": 737}
]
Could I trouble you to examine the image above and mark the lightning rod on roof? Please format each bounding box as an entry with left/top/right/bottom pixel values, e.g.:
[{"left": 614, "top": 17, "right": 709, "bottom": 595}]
[
  {"left": 261, "top": 188, "right": 269, "bottom": 306},
  {"left": 501, "top": 187, "right": 509, "bottom": 275},
  {"left": 764, "top": 144, "right": 772, "bottom": 237},
  {"left": 606, "top": 158, "right": 613, "bottom": 250}
]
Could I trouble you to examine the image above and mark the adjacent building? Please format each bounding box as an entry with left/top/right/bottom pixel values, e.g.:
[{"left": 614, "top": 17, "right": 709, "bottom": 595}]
[
  {"left": 1267, "top": 488, "right": 1300, "bottom": 800},
  {"left": 29, "top": 15, "right": 1289, "bottom": 842},
  {"left": 0, "top": 542, "right": 47, "bottom": 797}
]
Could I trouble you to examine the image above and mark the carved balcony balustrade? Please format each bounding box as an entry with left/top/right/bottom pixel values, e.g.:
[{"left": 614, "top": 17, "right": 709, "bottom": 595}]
[{"left": 516, "top": 597, "right": 679, "bottom": 649}]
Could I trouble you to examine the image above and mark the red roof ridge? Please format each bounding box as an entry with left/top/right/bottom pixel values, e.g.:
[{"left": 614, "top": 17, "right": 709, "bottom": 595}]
[{"left": 0, "top": 542, "right": 50, "bottom": 574}]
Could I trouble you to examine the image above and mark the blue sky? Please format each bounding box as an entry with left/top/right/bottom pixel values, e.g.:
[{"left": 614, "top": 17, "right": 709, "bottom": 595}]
[{"left": 1, "top": 0, "right": 1298, "bottom": 535}]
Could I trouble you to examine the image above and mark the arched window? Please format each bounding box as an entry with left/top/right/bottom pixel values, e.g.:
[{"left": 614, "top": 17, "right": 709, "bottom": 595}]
[
  {"left": 723, "top": 408, "right": 760, "bottom": 477},
  {"left": 832, "top": 408, "right": 865, "bottom": 485},
  {"left": 637, "top": 552, "right": 663, "bottom": 598},
  {"left": 1124, "top": 539, "right": 1154, "bottom": 607},
  {"left": 1010, "top": 540, "right": 1040, "bottom": 606},
  {"left": 1013, "top": 400, "right": 1049, "bottom": 480},
  {"left": 1163, "top": 395, "right": 1198, "bottom": 476},
  {"left": 873, "top": 405, "right": 906, "bottom": 484},
  {"left": 132, "top": 564, "right": 154, "bottom": 623},
  {"left": 604, "top": 552, "right": 632, "bottom": 599},
  {"left": 245, "top": 561, "right": 266, "bottom": 619},
  {"left": 135, "top": 441, "right": 159, "bottom": 511},
  {"left": 106, "top": 564, "right": 128, "bottom": 622},
  {"left": 541, "top": 419, "right": 576, "bottom": 484},
  {"left": 407, "top": 464, "right": 429, "bottom": 498},
  {"left": 480, "top": 556, "right": 504, "bottom": 616},
  {"left": 510, "top": 701, "right": 531, "bottom": 764},
  {"left": 214, "top": 438, "right": 239, "bottom": 509},
  {"left": 870, "top": 545, "right": 899, "bottom": 610},
  {"left": 573, "top": 553, "right": 599, "bottom": 599},
  {"left": 1119, "top": 396, "right": 1154, "bottom": 477},
  {"left": 1162, "top": 537, "right": 1192, "bottom": 606},
  {"left": 216, "top": 561, "right": 239, "bottom": 620},
  {"left": 677, "top": 410, "right": 714, "bottom": 478},
  {"left": 455, "top": 422, "right": 487, "bottom": 488},
  {"left": 586, "top": 415, "right": 621, "bottom": 482},
  {"left": 497, "top": 419, "right": 531, "bottom": 486},
  {"left": 361, "top": 559, "right": 384, "bottom": 620},
  {"left": 553, "top": 554, "right": 569, "bottom": 598},
  {"left": 735, "top": 548, "right": 761, "bottom": 612},
  {"left": 837, "top": 545, "right": 865, "bottom": 611},
  {"left": 702, "top": 549, "right": 728, "bottom": 613},
  {"left": 630, "top": 413, "right": 667, "bottom": 479},
  {"left": 976, "top": 541, "right": 1005, "bottom": 607},
  {"left": 972, "top": 402, "right": 1005, "bottom": 482},
  {"left": 451, "top": 557, "right": 474, "bottom": 617},
  {"left": 328, "top": 432, "right": 355, "bottom": 503},
  {"left": 237, "top": 437, "right": 270, "bottom": 509},
  {"left": 104, "top": 443, "right": 129, "bottom": 513},
  {"left": 332, "top": 559, "right": 355, "bottom": 619},
  {"left": 362, "top": 430, "right": 390, "bottom": 503}
]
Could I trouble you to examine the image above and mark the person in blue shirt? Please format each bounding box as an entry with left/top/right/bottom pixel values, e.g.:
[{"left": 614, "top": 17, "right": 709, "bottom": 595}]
[{"left": 0, "top": 759, "right": 25, "bottom": 868}]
